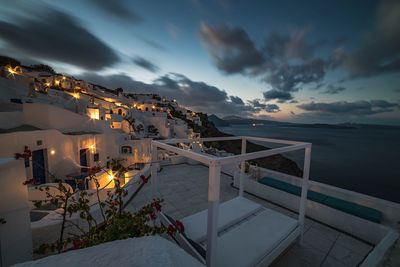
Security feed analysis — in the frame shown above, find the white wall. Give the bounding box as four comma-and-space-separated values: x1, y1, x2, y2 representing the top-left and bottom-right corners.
0, 158, 32, 266
0, 129, 118, 181
23, 103, 110, 133
0, 112, 23, 129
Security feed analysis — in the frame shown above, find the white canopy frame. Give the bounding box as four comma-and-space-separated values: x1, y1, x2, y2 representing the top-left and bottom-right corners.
151, 136, 312, 267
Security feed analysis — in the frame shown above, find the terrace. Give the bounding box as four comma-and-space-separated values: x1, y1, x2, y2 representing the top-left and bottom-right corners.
124, 135, 398, 267
127, 163, 374, 267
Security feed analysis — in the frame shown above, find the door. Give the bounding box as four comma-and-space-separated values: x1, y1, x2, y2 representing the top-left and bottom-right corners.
79, 148, 88, 172
32, 149, 46, 184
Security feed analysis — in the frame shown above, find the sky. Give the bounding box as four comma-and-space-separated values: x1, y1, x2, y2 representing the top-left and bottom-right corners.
0, 0, 399, 125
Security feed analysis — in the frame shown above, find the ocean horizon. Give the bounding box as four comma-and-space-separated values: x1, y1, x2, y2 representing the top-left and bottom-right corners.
219, 124, 400, 203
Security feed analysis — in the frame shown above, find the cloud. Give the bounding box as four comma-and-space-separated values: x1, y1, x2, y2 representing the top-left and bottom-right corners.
297, 100, 399, 115
320, 85, 346, 94
132, 56, 160, 73
332, 0, 400, 78
199, 23, 264, 74
263, 29, 315, 62
230, 96, 244, 105
138, 36, 166, 51
247, 99, 280, 113
0, 3, 119, 70
263, 59, 325, 93
263, 90, 293, 103
89, 0, 142, 22
264, 104, 280, 113
247, 99, 266, 109
79, 72, 257, 117
200, 24, 327, 101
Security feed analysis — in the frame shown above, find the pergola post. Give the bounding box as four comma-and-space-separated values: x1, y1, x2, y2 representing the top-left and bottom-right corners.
299, 145, 312, 240
239, 137, 247, 197
151, 143, 158, 199
206, 160, 221, 267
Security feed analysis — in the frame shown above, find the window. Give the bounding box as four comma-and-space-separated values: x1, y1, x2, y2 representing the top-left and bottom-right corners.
121, 146, 132, 154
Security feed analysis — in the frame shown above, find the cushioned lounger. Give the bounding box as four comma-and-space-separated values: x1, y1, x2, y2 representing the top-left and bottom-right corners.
258, 177, 383, 223
181, 196, 263, 242
216, 209, 298, 267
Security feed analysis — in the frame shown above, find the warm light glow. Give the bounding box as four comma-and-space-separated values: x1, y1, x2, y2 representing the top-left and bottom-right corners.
50, 150, 55, 155
72, 93, 80, 99
90, 144, 95, 153
152, 105, 156, 109
7, 67, 16, 75
62, 76, 66, 80
133, 104, 137, 108
45, 82, 50, 87
6, 65, 20, 78
54, 80, 60, 86
108, 172, 114, 181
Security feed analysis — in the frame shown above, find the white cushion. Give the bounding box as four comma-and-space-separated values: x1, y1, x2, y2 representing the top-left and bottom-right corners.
182, 197, 262, 242
217, 208, 299, 267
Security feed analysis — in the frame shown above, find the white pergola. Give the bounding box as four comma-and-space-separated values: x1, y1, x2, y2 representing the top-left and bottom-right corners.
151, 136, 312, 267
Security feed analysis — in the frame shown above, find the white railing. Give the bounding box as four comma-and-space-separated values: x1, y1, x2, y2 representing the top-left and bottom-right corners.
151, 136, 312, 267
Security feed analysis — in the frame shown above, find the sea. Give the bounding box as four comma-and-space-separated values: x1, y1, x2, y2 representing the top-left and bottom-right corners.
219, 124, 400, 203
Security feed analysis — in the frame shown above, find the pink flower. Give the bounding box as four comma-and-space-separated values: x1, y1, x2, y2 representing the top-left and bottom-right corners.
140, 175, 149, 184
175, 220, 184, 233
152, 200, 162, 212
167, 225, 176, 236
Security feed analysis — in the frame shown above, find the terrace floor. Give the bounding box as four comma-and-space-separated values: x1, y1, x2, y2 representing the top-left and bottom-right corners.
126, 163, 375, 267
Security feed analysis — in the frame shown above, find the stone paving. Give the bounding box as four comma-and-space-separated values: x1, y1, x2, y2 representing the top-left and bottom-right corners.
126, 163, 375, 267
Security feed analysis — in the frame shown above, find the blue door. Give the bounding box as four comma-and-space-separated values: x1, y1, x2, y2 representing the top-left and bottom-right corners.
79, 148, 88, 172
32, 149, 46, 184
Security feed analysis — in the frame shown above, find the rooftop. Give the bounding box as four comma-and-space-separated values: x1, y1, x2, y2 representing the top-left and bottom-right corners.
127, 163, 376, 267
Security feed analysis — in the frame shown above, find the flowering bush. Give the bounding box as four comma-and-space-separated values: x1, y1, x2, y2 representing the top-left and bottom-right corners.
33, 168, 184, 255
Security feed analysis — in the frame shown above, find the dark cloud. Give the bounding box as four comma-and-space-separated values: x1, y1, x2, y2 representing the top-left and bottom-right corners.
0, 3, 119, 70
264, 104, 280, 113
263, 90, 293, 103
133, 56, 160, 73
247, 99, 266, 109
200, 24, 327, 101
264, 59, 325, 93
321, 85, 346, 94
79, 72, 257, 117
230, 96, 244, 105
297, 100, 399, 115
78, 73, 141, 90
332, 0, 400, 78
247, 99, 280, 113
263, 29, 315, 62
199, 23, 264, 74
90, 0, 142, 22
